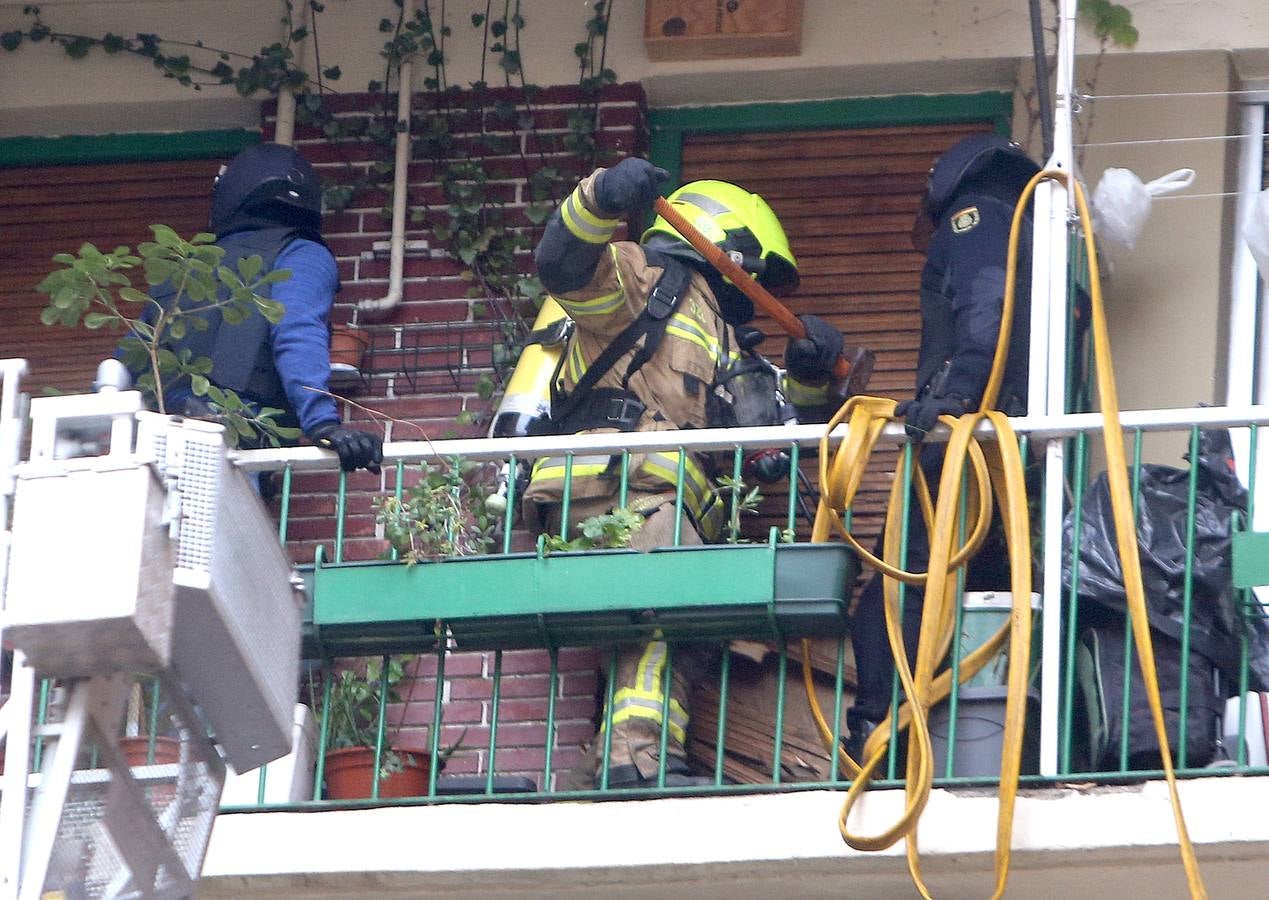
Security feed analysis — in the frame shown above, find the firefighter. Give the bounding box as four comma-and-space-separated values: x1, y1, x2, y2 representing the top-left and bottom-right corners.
527, 158, 848, 789
846, 133, 1041, 758
120, 142, 382, 472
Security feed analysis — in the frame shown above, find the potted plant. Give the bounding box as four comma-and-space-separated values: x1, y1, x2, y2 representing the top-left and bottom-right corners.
321, 656, 432, 800
329, 322, 370, 372
374, 457, 499, 564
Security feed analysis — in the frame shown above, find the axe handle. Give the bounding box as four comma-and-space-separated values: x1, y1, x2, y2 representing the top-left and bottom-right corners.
652, 196, 854, 382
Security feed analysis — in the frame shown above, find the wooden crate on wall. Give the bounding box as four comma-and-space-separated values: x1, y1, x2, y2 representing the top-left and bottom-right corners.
644, 0, 804, 61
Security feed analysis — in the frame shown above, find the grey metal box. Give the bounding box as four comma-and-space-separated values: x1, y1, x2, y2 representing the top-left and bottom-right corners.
139, 414, 301, 773
3, 461, 175, 676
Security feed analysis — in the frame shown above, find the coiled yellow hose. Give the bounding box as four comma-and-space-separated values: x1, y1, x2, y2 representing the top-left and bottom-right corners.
802, 169, 1207, 899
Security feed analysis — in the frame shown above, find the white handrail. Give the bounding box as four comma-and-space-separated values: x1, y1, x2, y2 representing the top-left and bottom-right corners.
229, 403, 1269, 472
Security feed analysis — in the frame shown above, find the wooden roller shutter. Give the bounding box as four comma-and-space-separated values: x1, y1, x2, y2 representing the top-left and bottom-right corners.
0, 158, 229, 397
679, 121, 996, 544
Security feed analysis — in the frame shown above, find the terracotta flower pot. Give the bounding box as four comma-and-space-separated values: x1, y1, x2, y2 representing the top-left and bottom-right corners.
118, 735, 182, 805
118, 735, 182, 766
329, 325, 370, 371
323, 746, 432, 800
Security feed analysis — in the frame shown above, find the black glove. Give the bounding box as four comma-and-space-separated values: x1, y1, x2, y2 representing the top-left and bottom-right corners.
595, 158, 669, 216
895, 394, 972, 441
784, 315, 843, 384
307, 422, 383, 473
744, 448, 792, 484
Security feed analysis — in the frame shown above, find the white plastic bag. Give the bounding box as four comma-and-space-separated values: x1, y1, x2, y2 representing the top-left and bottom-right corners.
1243, 188, 1269, 280
1092, 167, 1196, 250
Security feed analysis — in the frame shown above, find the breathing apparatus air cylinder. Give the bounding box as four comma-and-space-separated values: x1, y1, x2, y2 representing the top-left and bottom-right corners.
488, 296, 573, 438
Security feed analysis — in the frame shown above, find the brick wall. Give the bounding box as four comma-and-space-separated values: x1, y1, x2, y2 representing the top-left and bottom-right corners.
272, 82, 646, 790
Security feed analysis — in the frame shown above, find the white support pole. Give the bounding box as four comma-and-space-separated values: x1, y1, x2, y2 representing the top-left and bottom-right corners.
1228, 101, 1268, 541
0, 656, 36, 900
16, 680, 90, 900
1038, 0, 1079, 778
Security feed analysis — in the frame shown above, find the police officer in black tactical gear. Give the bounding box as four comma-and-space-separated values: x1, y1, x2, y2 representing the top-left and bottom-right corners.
846, 134, 1040, 758
122, 142, 382, 473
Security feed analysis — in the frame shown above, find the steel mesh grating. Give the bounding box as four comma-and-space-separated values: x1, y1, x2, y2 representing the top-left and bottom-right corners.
40, 710, 223, 898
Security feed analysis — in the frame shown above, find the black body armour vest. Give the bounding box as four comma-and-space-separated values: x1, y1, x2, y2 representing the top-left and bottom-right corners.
914, 195, 1033, 415
153, 227, 298, 409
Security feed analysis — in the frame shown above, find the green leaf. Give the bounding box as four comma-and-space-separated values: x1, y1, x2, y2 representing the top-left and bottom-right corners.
237, 254, 263, 282
82, 312, 114, 330
143, 258, 177, 286
190, 374, 210, 396
474, 374, 494, 400
118, 286, 150, 304
150, 224, 182, 248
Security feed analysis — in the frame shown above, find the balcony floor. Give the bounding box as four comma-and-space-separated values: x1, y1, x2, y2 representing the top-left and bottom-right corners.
200, 774, 1269, 897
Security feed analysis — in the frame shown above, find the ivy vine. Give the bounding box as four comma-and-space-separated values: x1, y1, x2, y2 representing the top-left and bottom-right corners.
3, 0, 620, 425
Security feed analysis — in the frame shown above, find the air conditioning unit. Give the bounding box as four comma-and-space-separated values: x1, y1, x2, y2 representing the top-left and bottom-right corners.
137, 412, 302, 773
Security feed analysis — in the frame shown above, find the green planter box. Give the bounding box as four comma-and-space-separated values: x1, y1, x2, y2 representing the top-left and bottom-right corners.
307, 542, 857, 655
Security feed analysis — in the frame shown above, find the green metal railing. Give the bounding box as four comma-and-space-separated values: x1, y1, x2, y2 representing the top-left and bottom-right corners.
204, 406, 1269, 809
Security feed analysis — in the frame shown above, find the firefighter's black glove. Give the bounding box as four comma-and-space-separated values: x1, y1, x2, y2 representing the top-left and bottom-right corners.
595, 158, 669, 216
307, 422, 383, 474
895, 394, 972, 442
745, 448, 792, 484
784, 315, 843, 384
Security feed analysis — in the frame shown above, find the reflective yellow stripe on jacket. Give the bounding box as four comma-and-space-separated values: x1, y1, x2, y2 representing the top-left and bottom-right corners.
638, 450, 725, 542
604, 641, 689, 743
560, 185, 620, 245
529, 448, 725, 542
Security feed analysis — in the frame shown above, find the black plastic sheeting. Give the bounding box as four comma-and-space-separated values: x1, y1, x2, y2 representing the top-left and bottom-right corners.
1062, 429, 1269, 692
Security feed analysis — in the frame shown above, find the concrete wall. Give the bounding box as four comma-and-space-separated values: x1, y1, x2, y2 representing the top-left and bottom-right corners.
2, 0, 1268, 124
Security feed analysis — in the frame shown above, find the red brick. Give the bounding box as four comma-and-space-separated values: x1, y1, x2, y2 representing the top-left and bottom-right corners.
496, 649, 552, 676
439, 752, 482, 775
559, 671, 599, 698
282, 495, 337, 518
557, 647, 600, 670
485, 722, 546, 747
552, 720, 597, 746
353, 255, 464, 280
447, 678, 493, 701
322, 211, 365, 235
445, 652, 490, 677
487, 673, 550, 699
599, 104, 642, 129
499, 696, 595, 723
396, 699, 485, 726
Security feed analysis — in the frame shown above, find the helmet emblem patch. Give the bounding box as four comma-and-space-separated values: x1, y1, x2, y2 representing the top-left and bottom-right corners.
951, 206, 980, 234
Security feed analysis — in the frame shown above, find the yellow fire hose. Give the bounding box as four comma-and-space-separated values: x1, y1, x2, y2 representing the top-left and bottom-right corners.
800, 169, 1207, 898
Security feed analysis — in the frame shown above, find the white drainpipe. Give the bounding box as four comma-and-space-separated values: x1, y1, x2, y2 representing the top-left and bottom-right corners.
272, 0, 308, 146
357, 0, 416, 316
274, 88, 297, 146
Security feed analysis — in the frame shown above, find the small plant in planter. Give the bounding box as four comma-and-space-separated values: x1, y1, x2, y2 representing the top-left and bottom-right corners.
543, 507, 644, 553
374, 456, 498, 564
321, 656, 463, 800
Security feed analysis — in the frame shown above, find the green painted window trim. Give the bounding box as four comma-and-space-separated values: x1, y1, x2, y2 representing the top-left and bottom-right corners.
648, 92, 1013, 189
0, 129, 260, 168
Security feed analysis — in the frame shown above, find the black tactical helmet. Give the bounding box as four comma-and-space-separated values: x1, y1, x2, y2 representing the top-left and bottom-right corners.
926, 133, 1039, 220
209, 142, 323, 234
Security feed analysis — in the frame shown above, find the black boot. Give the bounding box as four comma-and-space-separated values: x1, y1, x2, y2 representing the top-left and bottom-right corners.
606, 756, 714, 789
844, 715, 880, 763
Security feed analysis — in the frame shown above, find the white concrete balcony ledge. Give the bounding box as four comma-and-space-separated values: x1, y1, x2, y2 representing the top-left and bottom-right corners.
201, 775, 1269, 898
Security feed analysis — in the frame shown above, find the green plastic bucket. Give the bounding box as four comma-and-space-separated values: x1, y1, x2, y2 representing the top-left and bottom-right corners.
952, 591, 1042, 689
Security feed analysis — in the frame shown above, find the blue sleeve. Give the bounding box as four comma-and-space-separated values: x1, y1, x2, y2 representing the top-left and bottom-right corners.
270, 239, 340, 434
941, 195, 1015, 404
